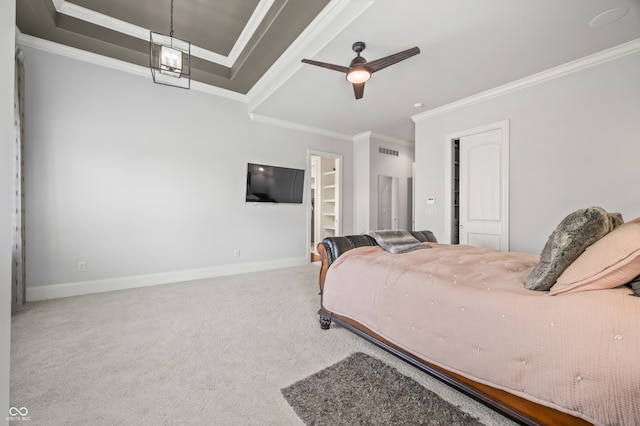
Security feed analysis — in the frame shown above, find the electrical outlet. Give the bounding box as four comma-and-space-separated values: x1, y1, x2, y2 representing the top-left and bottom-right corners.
233, 249, 240, 257
77, 261, 86, 272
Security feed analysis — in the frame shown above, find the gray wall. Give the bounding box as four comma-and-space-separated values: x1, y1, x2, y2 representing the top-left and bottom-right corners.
1, 1, 16, 422
21, 46, 354, 291
414, 49, 640, 254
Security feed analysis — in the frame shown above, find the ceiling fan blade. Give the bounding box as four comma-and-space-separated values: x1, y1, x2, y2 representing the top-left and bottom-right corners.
366, 47, 420, 73
301, 59, 350, 74
353, 82, 365, 100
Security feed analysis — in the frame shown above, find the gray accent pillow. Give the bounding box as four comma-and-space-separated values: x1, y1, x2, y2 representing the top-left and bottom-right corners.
525, 207, 624, 291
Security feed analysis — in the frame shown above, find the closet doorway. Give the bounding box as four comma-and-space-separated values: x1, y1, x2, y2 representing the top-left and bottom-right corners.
309, 151, 342, 261
444, 120, 510, 251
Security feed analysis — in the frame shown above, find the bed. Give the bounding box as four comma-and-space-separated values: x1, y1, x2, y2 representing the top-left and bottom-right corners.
316, 208, 640, 426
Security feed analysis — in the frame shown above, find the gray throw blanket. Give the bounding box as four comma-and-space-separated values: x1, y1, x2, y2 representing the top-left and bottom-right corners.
366, 230, 431, 254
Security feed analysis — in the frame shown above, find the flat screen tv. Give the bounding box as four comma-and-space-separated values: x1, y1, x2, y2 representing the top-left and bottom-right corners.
246, 163, 305, 203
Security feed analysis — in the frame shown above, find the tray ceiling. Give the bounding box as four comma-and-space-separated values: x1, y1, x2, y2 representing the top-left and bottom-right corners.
16, 0, 329, 94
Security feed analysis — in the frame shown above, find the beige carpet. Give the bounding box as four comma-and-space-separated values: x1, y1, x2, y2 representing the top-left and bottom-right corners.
10, 263, 516, 426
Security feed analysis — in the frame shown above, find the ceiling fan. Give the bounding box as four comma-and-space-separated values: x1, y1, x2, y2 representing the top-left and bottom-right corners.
301, 42, 420, 100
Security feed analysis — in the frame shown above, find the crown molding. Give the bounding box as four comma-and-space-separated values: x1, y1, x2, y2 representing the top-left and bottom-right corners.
412, 37, 640, 122
17, 29, 146, 77
227, 0, 276, 65
50, 0, 275, 68
353, 131, 414, 147
249, 114, 413, 146
249, 113, 353, 142
16, 30, 248, 103
369, 132, 414, 147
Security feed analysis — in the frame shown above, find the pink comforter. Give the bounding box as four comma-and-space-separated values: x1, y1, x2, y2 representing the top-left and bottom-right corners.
323, 243, 640, 426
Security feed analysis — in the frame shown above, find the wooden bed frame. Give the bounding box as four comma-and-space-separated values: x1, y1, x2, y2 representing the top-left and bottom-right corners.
316, 235, 591, 426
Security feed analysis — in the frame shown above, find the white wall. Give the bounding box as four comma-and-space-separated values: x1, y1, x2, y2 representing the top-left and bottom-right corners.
414, 47, 640, 254
1, 2, 16, 423
353, 133, 371, 233
21, 46, 354, 296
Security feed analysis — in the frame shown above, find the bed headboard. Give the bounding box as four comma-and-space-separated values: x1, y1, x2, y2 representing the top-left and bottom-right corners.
320, 230, 437, 265
317, 230, 437, 290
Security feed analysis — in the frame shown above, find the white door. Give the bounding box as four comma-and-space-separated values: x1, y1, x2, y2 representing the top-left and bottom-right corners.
378, 175, 399, 230
391, 177, 399, 230
458, 128, 507, 250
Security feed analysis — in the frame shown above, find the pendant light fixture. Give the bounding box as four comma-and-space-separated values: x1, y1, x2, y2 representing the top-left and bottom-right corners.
150, 0, 191, 89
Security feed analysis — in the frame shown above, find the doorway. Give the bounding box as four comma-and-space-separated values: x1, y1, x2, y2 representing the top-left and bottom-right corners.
378, 175, 399, 230
309, 151, 342, 261
444, 121, 510, 251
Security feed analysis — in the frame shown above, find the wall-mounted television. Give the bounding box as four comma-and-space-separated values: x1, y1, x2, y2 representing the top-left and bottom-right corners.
246, 163, 305, 204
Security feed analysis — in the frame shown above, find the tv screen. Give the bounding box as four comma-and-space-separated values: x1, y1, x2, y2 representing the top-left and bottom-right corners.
246, 163, 305, 203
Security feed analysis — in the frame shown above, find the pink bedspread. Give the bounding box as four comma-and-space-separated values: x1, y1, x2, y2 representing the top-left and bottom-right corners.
323, 243, 640, 426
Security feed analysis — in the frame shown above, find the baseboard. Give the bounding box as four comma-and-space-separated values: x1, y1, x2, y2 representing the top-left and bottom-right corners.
26, 257, 309, 302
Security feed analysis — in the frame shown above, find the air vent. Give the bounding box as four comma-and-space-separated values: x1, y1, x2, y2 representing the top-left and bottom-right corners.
378, 147, 399, 157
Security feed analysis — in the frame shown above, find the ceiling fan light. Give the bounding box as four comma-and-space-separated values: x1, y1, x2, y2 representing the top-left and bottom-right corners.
346, 68, 371, 84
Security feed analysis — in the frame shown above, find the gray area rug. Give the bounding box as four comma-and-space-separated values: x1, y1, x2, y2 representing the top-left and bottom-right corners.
282, 352, 483, 426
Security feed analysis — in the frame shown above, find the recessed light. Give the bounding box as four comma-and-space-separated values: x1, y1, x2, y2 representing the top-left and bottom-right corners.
589, 7, 628, 27
413, 102, 425, 109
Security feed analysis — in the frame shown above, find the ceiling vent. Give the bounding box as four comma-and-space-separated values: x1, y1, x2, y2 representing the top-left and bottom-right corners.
379, 147, 399, 157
